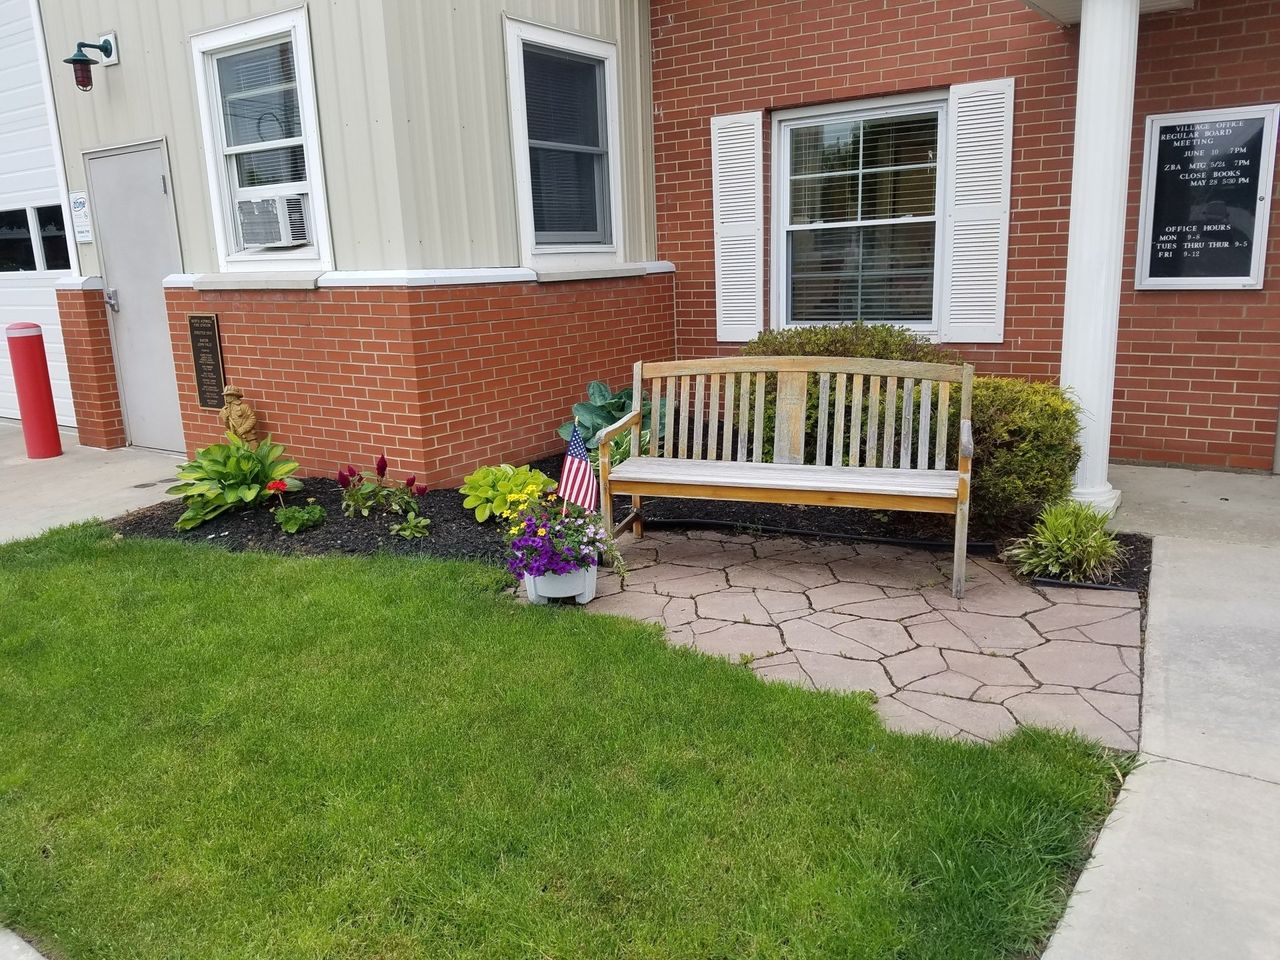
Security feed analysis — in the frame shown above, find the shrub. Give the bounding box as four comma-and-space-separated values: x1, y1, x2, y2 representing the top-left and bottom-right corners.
274, 503, 325, 534
969, 378, 1080, 540
558, 380, 665, 449
458, 464, 557, 523
337, 457, 426, 519
1003, 500, 1127, 584
744, 322, 960, 365
739, 323, 1081, 540
167, 433, 302, 530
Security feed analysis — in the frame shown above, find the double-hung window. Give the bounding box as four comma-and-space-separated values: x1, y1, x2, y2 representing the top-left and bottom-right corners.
779, 104, 943, 330
713, 82, 1014, 343
505, 19, 622, 269
192, 10, 331, 272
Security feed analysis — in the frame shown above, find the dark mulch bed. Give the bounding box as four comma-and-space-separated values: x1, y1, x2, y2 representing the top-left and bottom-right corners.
110, 454, 1153, 594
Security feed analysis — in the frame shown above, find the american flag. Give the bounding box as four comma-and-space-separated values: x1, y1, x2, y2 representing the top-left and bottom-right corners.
559, 424, 599, 513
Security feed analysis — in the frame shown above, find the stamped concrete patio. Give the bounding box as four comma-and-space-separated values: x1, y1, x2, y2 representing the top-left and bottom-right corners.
587, 528, 1142, 749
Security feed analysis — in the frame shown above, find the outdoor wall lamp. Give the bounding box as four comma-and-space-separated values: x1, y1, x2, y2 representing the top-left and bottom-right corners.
63, 38, 113, 92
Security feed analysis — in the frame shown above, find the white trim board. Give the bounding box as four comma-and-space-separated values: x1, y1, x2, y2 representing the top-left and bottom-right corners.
162, 262, 675, 289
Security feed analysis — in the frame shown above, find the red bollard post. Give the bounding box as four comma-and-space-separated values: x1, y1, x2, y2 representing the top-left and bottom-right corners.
5, 322, 63, 459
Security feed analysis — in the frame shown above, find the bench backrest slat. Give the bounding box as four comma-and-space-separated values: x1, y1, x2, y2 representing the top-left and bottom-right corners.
630, 356, 972, 472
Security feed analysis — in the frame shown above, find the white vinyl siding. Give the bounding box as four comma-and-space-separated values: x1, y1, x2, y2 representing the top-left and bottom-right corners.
940, 78, 1015, 343
191, 9, 332, 272
0, 0, 74, 425
711, 111, 764, 342
771, 81, 1015, 343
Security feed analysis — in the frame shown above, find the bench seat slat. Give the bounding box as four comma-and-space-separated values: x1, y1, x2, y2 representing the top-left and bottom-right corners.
609, 457, 959, 498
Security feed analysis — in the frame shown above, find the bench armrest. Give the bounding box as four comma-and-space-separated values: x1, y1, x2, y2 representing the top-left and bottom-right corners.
596, 408, 641, 447
959, 420, 974, 460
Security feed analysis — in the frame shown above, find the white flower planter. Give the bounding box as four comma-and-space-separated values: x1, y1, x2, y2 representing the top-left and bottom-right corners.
523, 564, 598, 605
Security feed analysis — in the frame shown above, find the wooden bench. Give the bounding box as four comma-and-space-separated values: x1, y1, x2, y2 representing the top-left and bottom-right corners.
597, 356, 976, 598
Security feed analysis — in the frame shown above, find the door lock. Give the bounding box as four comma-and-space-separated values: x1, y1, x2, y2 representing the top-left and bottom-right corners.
104, 287, 119, 312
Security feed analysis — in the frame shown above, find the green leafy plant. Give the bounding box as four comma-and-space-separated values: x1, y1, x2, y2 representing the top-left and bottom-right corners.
1003, 500, 1128, 584
557, 380, 666, 449
274, 503, 325, 534
458, 464, 556, 523
741, 323, 1081, 540
337, 456, 426, 519
389, 511, 431, 539
166, 433, 302, 530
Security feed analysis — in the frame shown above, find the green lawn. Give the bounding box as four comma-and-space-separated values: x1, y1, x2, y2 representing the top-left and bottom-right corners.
0, 526, 1124, 960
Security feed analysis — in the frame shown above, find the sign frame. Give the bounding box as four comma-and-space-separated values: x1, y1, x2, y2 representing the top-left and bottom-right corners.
186, 313, 226, 410
1135, 103, 1280, 291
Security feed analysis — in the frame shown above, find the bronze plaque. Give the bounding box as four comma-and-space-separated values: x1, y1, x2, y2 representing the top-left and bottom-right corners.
187, 314, 226, 409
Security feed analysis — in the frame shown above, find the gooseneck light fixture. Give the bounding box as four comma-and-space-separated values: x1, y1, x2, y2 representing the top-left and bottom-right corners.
63, 38, 113, 92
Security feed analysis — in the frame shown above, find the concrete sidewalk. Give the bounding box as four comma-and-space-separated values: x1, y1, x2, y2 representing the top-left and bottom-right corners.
0, 419, 178, 542
1044, 464, 1280, 960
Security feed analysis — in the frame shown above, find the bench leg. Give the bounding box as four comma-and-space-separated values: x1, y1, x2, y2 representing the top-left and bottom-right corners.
601, 486, 613, 536
632, 495, 644, 539
951, 500, 970, 600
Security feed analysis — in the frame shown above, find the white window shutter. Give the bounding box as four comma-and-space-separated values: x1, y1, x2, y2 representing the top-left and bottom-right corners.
711, 111, 764, 342
940, 78, 1014, 343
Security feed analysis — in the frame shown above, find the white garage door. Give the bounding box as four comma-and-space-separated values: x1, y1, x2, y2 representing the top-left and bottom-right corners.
0, 0, 76, 426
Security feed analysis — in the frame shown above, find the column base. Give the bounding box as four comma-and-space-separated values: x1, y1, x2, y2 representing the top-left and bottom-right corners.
1071, 481, 1122, 516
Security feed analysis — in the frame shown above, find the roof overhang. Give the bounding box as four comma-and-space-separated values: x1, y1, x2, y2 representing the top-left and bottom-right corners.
1022, 0, 1195, 26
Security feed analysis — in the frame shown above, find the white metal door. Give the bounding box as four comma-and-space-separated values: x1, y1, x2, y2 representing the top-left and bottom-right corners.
85, 143, 185, 452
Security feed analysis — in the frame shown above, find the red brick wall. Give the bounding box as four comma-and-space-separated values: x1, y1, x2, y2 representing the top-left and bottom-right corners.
56, 287, 127, 449
164, 274, 675, 486
651, 0, 1280, 470
1117, 2, 1280, 468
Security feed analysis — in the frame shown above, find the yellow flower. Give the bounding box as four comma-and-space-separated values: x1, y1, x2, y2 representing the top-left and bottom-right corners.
537, 527, 547, 537
509, 526, 519, 536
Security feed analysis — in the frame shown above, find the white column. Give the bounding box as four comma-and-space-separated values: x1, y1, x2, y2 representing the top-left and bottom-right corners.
1059, 0, 1140, 514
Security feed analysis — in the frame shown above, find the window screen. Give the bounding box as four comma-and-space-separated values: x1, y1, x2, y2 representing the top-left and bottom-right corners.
523, 45, 609, 244
785, 111, 939, 325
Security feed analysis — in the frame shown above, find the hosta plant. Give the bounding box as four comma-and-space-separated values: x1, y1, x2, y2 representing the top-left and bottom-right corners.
458, 464, 556, 523
337, 456, 426, 519
557, 380, 665, 450
1003, 500, 1128, 585
167, 433, 301, 530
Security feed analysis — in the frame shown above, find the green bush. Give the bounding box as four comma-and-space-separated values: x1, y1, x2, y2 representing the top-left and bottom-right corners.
744, 322, 960, 365
166, 433, 302, 530
969, 378, 1080, 540
1004, 500, 1127, 584
739, 323, 1081, 540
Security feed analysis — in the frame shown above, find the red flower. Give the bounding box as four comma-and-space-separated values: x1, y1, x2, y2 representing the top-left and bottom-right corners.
413, 483, 427, 496
336, 466, 352, 489
375, 454, 388, 479
404, 474, 416, 488
266, 480, 288, 493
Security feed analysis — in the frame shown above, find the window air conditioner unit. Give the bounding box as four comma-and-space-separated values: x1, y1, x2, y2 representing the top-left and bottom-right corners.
236, 195, 310, 248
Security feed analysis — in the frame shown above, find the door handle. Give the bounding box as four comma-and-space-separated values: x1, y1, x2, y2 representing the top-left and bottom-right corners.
104, 287, 119, 312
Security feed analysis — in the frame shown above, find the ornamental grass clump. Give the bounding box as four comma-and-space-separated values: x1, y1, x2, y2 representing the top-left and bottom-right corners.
504, 498, 624, 579
1003, 500, 1128, 584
